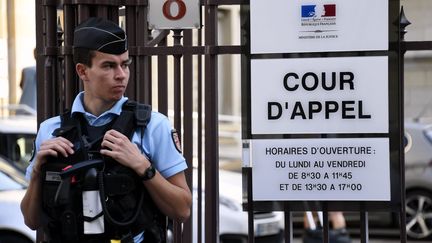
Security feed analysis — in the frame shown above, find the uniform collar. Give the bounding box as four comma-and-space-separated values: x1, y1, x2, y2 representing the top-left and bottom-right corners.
71, 91, 128, 118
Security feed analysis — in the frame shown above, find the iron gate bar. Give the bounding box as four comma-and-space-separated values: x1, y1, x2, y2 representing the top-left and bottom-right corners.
122, 0, 148, 6
147, 30, 170, 47
360, 211, 369, 243
172, 29, 183, 243
63, 3, 78, 110
45, 2, 58, 118
56, 20, 65, 115
182, 29, 194, 243
204, 2, 220, 242
245, 167, 254, 243
398, 6, 409, 243
128, 45, 243, 56
35, 0, 44, 125
125, 5, 137, 100
197, 27, 204, 243
283, 204, 293, 243
76, 5, 88, 23
404, 41, 432, 50
62, 0, 125, 5
142, 6, 153, 104
157, 35, 169, 116
323, 210, 329, 243
95, 5, 108, 17
173, 30, 183, 137
41, 0, 57, 5
203, 0, 248, 5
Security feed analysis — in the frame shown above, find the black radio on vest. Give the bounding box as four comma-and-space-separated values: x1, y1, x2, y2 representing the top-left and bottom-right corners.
40, 101, 166, 243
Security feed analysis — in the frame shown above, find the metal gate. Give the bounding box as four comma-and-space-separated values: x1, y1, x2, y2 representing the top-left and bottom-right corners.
33, 0, 432, 242
240, 1, 405, 243
35, 0, 245, 242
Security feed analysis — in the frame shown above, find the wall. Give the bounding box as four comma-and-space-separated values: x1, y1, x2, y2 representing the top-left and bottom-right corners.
1, 0, 36, 106
0, 0, 8, 105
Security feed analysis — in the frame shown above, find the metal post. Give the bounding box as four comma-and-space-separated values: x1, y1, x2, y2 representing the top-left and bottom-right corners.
34, 1, 44, 240
125, 5, 137, 101
172, 28, 183, 243
399, 6, 410, 243
43, 1, 58, 118
182, 29, 194, 243
157, 34, 168, 116
323, 210, 329, 243
284, 204, 293, 243
246, 167, 254, 243
62, 3, 78, 109
204, 1, 220, 242
360, 211, 369, 243
56, 17, 65, 113
35, 0, 44, 125
197, 27, 204, 243
173, 29, 183, 136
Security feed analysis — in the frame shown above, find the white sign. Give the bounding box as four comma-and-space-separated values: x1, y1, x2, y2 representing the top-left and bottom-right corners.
148, 0, 201, 29
251, 56, 389, 134
251, 138, 390, 201
250, 0, 388, 53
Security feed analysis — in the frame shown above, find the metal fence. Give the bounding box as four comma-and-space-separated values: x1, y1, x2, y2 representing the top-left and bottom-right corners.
33, 0, 432, 242
35, 0, 245, 242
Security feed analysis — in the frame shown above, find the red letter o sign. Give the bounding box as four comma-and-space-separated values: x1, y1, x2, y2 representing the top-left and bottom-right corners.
163, 0, 187, 20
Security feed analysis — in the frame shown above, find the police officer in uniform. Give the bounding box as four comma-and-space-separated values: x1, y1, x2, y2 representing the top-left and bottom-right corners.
20, 17, 192, 242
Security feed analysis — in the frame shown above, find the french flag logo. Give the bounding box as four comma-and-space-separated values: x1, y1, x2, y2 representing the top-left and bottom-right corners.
322, 4, 336, 17
301, 5, 316, 17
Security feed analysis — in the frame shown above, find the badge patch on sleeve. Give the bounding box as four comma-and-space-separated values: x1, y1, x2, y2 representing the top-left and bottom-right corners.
171, 129, 182, 153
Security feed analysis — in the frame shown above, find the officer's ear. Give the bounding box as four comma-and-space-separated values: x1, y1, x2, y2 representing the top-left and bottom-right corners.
76, 63, 89, 82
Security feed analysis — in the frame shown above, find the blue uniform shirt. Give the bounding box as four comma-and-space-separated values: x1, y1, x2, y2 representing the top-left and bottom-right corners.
25, 92, 188, 242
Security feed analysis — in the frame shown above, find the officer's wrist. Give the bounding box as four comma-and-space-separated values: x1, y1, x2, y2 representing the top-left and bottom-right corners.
136, 158, 156, 181
139, 164, 156, 181
31, 167, 40, 179
136, 155, 151, 177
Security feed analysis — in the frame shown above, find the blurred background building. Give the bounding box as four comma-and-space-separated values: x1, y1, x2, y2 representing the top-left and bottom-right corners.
0, 0, 36, 107
402, 0, 432, 119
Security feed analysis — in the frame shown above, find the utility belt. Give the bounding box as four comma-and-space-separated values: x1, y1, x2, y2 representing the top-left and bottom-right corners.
41, 158, 162, 243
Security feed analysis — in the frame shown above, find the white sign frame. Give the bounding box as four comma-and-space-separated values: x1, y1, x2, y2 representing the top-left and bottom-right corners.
250, 56, 389, 134
250, 0, 388, 53
251, 138, 391, 201
148, 0, 201, 29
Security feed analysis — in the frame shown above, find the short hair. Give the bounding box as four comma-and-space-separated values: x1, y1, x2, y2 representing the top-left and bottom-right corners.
73, 47, 96, 67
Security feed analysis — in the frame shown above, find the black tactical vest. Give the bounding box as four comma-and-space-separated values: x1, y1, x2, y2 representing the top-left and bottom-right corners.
40, 101, 166, 243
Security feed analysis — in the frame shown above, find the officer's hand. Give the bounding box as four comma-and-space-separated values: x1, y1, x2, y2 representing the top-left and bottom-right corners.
100, 129, 149, 171
33, 137, 74, 174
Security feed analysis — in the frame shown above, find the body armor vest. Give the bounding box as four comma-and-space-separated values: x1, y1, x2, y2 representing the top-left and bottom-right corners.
40, 101, 166, 243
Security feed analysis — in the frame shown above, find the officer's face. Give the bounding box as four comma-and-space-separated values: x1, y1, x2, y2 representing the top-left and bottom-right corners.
81, 51, 131, 103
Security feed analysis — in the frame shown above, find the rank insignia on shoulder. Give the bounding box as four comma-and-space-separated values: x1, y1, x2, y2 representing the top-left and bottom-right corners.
171, 129, 182, 153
